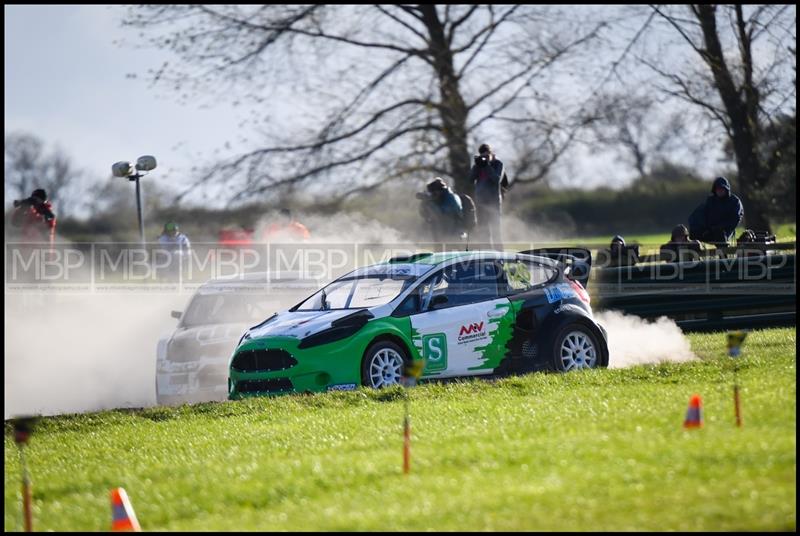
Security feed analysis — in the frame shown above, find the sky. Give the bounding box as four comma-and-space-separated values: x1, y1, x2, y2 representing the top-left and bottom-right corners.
5, 5, 247, 208
6, 4, 769, 217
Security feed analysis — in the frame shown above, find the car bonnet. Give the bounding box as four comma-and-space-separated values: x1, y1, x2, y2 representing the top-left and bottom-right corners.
246, 309, 367, 340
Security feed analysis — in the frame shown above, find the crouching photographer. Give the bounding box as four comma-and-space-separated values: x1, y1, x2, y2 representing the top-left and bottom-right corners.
417, 178, 465, 244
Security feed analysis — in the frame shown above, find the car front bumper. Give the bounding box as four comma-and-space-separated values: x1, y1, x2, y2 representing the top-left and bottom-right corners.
227, 336, 365, 399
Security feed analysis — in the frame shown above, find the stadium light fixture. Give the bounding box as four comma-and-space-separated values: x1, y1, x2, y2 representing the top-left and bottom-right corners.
111, 155, 157, 247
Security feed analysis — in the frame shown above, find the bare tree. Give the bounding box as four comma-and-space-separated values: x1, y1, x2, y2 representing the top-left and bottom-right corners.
4, 132, 87, 219
633, 5, 796, 231
586, 92, 691, 181
123, 5, 604, 202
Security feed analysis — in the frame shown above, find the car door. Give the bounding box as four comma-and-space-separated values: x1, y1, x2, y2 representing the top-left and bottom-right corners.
409, 259, 513, 378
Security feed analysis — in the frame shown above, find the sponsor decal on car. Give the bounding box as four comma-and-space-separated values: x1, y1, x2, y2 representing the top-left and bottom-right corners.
326, 383, 358, 391
457, 321, 488, 344
544, 283, 577, 304
422, 333, 447, 372
553, 303, 582, 315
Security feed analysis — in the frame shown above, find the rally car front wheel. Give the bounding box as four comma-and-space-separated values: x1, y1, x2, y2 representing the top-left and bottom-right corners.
362, 340, 407, 388
550, 322, 608, 372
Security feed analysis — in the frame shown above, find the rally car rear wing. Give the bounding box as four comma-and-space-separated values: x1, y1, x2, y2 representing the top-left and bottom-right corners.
518, 247, 592, 289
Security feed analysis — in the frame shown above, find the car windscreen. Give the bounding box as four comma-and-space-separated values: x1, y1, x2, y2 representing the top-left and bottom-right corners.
295, 275, 418, 311
182, 293, 277, 327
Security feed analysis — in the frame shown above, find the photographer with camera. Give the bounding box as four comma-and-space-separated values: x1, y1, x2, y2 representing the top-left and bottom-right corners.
417, 178, 465, 243
469, 143, 510, 250
11, 188, 56, 245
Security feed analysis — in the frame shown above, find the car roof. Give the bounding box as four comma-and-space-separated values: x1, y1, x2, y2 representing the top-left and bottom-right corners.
200, 271, 324, 287
385, 250, 559, 268
385, 251, 491, 265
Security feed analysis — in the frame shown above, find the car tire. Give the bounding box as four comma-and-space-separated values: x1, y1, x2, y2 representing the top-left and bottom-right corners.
361, 340, 408, 389
549, 321, 608, 372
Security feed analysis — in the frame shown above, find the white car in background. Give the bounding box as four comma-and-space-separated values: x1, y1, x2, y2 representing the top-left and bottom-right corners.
156, 271, 323, 405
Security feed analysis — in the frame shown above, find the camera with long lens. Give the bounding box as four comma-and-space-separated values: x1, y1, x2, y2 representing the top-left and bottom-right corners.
415, 192, 432, 200
13, 197, 33, 208
13, 196, 54, 221
474, 155, 489, 167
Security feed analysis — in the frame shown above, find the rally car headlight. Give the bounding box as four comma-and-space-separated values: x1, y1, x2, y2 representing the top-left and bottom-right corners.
237, 331, 252, 348
298, 309, 373, 349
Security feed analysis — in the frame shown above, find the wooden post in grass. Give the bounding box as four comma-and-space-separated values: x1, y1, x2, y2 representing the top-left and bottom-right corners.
12, 417, 38, 532
727, 331, 748, 428
403, 397, 411, 474
401, 358, 425, 475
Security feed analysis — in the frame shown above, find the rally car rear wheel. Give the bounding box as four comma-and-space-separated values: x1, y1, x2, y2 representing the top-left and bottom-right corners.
362, 341, 407, 389
550, 322, 605, 372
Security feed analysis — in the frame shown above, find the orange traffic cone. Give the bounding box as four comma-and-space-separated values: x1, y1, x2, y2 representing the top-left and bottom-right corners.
111, 487, 141, 532
683, 394, 704, 429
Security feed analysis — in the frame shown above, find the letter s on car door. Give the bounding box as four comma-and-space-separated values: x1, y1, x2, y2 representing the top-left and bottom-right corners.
408, 260, 511, 378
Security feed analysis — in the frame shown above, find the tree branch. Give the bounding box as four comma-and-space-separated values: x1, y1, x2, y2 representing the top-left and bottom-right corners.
467, 24, 602, 117
447, 5, 480, 46
638, 56, 732, 135
374, 5, 429, 44
452, 5, 519, 55
650, 5, 707, 60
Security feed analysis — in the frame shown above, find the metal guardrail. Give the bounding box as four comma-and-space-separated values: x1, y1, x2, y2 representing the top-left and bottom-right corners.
593, 245, 796, 333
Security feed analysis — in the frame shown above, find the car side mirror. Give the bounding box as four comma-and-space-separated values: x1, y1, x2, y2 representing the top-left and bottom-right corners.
171, 310, 182, 320
430, 295, 448, 310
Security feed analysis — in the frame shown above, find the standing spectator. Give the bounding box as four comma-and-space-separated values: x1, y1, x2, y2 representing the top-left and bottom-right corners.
11, 188, 56, 246
158, 221, 191, 251
688, 176, 744, 246
157, 221, 191, 280
469, 143, 510, 249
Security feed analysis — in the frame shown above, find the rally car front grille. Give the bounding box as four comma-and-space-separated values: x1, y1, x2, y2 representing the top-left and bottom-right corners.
231, 349, 298, 372
237, 378, 294, 394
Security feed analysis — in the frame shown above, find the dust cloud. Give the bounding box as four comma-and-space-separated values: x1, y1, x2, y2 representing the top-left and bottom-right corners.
253, 209, 564, 251
4, 295, 696, 419
4, 291, 188, 419
595, 310, 697, 368
255, 211, 407, 245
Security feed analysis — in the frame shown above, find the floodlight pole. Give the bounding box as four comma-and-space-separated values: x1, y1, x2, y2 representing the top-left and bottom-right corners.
131, 173, 146, 248
113, 157, 156, 250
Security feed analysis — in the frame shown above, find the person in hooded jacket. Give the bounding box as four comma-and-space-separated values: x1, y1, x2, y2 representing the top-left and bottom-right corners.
687, 176, 744, 246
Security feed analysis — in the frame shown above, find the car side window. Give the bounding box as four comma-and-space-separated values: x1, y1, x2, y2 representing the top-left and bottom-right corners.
393, 270, 446, 316
500, 260, 557, 294
436, 260, 500, 308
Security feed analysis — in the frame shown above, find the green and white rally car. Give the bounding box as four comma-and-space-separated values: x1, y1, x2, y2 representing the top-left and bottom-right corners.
228, 250, 608, 398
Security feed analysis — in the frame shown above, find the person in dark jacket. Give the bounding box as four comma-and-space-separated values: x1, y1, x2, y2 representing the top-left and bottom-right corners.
469, 143, 510, 249
418, 177, 464, 242
688, 176, 744, 246
11, 188, 56, 244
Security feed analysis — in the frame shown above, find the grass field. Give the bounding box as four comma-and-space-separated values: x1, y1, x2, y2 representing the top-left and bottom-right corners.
3, 327, 796, 531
